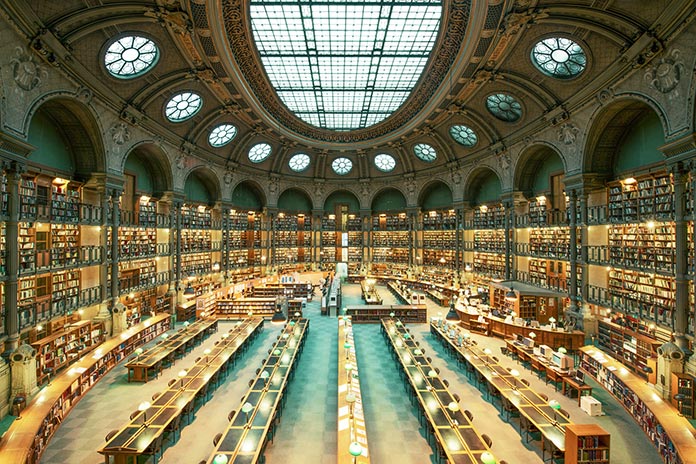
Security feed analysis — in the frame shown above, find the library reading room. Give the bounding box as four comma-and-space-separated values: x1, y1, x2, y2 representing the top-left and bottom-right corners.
2, 1, 696, 463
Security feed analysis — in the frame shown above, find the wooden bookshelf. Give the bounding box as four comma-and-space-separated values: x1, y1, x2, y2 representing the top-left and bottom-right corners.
215, 297, 277, 319
472, 203, 504, 229
50, 181, 80, 223
565, 423, 610, 464
473, 229, 505, 253
31, 319, 105, 385
344, 304, 427, 323
609, 222, 675, 273
608, 268, 674, 326
580, 346, 696, 464
50, 223, 79, 267
671, 373, 695, 419
1, 314, 170, 464
596, 319, 659, 381
119, 226, 156, 258
19, 222, 35, 274
473, 251, 504, 277
608, 173, 673, 223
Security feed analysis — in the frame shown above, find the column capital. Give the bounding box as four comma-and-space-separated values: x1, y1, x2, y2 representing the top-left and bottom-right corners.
659, 132, 696, 164
563, 173, 605, 194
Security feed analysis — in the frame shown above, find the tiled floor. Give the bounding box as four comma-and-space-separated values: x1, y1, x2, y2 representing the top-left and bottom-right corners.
41, 282, 664, 463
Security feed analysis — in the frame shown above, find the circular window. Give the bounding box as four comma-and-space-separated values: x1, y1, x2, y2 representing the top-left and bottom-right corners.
486, 93, 522, 122
104, 35, 159, 79
374, 153, 396, 172
450, 125, 478, 147
531, 37, 586, 79
332, 157, 353, 175
208, 124, 238, 147
248, 143, 272, 163
165, 92, 202, 122
414, 143, 437, 162
289, 153, 311, 172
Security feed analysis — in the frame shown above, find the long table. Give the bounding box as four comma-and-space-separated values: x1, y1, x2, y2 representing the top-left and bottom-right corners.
205, 317, 309, 464
338, 316, 370, 464
382, 318, 496, 464
99, 318, 263, 464
431, 321, 571, 455
125, 318, 218, 382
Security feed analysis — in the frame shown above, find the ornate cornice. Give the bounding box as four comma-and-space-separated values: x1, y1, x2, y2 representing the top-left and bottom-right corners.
221, 0, 474, 143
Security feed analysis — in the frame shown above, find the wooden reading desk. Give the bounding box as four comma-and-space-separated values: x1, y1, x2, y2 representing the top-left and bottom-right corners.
338, 316, 370, 463
205, 318, 309, 464
125, 318, 218, 382
383, 318, 498, 464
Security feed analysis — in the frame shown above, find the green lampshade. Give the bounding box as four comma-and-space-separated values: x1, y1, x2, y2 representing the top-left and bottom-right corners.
414, 349, 423, 356
344, 342, 352, 349
274, 349, 281, 356
135, 348, 144, 356
213, 454, 229, 464
403, 333, 411, 339
260, 370, 270, 380
389, 312, 395, 318
241, 402, 253, 413
481, 451, 496, 464
289, 320, 296, 326
345, 393, 356, 403
549, 399, 561, 410
345, 362, 354, 371
558, 346, 567, 354
348, 442, 363, 457
428, 369, 437, 378
447, 401, 459, 412
395, 320, 403, 327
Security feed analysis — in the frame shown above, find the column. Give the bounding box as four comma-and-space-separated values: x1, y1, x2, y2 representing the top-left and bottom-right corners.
3, 161, 24, 353
93, 186, 113, 335
672, 166, 691, 356
361, 210, 371, 269
566, 189, 583, 331
407, 208, 419, 269
503, 199, 513, 281
578, 191, 589, 304
173, 199, 182, 301
109, 188, 121, 306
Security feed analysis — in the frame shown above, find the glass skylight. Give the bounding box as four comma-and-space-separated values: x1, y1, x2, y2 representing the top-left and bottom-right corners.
486, 93, 522, 122
374, 153, 396, 172
450, 125, 477, 147
531, 37, 586, 78
289, 153, 311, 172
332, 157, 353, 175
104, 35, 159, 79
250, 0, 442, 131
165, 92, 202, 122
209, 124, 238, 147
414, 143, 436, 162
248, 143, 272, 163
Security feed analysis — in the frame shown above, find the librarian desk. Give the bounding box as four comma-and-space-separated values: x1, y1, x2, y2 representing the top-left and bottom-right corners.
125, 318, 218, 382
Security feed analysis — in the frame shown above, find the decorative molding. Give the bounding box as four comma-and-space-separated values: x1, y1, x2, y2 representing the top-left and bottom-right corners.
10, 47, 48, 91
644, 48, 684, 99
110, 122, 131, 146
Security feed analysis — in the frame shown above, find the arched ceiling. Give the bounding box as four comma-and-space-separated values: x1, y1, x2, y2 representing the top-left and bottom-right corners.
3, 0, 688, 183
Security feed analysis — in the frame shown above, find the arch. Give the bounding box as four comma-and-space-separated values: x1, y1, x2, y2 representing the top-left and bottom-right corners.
231, 180, 266, 210
584, 95, 668, 180
463, 167, 502, 205
323, 190, 361, 213
371, 187, 407, 212
277, 187, 313, 212
122, 142, 173, 198
513, 143, 566, 198
184, 167, 220, 205
26, 96, 106, 181
418, 180, 453, 210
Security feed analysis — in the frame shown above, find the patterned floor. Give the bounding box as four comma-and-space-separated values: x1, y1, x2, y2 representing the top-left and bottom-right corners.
40, 281, 663, 464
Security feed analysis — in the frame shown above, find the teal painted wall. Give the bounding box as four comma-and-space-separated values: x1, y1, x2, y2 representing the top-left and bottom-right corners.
324, 191, 360, 212
278, 189, 312, 212
28, 112, 74, 173
232, 183, 263, 210
421, 183, 453, 209
531, 155, 564, 194
372, 189, 407, 211
185, 174, 212, 204
614, 112, 665, 174
472, 172, 501, 204
124, 155, 154, 194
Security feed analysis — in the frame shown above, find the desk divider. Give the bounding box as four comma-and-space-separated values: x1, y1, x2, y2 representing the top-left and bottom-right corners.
338, 316, 370, 463
99, 318, 263, 463
205, 317, 309, 464
382, 317, 497, 464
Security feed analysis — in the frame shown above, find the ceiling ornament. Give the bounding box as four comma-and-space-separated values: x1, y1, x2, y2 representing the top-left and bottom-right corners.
10, 47, 47, 91
501, 8, 549, 36
144, 7, 192, 35
557, 123, 579, 146
110, 122, 131, 146
221, 0, 474, 143
644, 49, 684, 99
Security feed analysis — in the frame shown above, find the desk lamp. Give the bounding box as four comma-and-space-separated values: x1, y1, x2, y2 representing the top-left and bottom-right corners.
178, 369, 187, 389
349, 442, 363, 463
204, 348, 212, 363
345, 393, 356, 418
445, 301, 459, 322
242, 401, 253, 425
135, 347, 144, 360
549, 317, 556, 330
213, 454, 228, 464
481, 451, 496, 464
344, 342, 352, 360
138, 401, 151, 424
674, 393, 686, 416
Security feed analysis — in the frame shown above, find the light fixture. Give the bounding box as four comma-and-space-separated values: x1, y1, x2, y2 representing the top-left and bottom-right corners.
479, 204, 488, 213
204, 348, 212, 363
481, 451, 497, 464
349, 442, 363, 461
528, 332, 536, 339
558, 346, 567, 354
212, 262, 221, 271
138, 401, 151, 423
213, 455, 229, 464
183, 283, 195, 296
464, 263, 472, 272
135, 347, 144, 359
445, 302, 459, 322
505, 286, 518, 302
242, 402, 254, 425
447, 401, 459, 412
623, 177, 637, 184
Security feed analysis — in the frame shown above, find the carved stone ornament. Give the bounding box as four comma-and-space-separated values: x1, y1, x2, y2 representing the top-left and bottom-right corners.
268, 178, 279, 195
10, 47, 47, 91
75, 86, 93, 104
450, 170, 462, 186
223, 169, 234, 185
497, 151, 511, 173
175, 154, 186, 170
313, 181, 324, 199
110, 122, 131, 145
360, 182, 370, 200
644, 49, 684, 98
557, 123, 579, 145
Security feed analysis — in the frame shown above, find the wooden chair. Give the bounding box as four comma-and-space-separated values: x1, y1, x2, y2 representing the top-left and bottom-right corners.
168, 378, 177, 388
481, 434, 493, 448
539, 393, 549, 401
130, 410, 140, 420
520, 378, 530, 387
105, 429, 119, 442
520, 416, 540, 442
453, 393, 461, 403
559, 408, 570, 419
464, 410, 474, 422
442, 379, 449, 388
228, 409, 236, 421
152, 392, 161, 401
502, 397, 520, 422
164, 413, 182, 445
213, 432, 222, 446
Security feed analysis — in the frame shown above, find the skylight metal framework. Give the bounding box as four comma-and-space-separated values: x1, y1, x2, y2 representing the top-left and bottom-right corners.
250, 0, 442, 131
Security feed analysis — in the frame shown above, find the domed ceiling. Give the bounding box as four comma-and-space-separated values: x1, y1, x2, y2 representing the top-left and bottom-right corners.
2, 0, 671, 181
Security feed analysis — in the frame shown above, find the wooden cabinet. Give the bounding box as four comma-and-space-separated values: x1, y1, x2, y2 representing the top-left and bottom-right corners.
671, 372, 695, 419
565, 423, 610, 464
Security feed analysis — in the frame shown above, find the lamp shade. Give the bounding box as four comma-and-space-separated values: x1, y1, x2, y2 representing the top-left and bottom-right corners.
349, 442, 363, 457
241, 402, 253, 413
345, 393, 356, 404
183, 283, 195, 295
505, 288, 517, 301
558, 346, 567, 354
213, 454, 229, 464
271, 308, 287, 325
448, 401, 460, 412
481, 451, 496, 464
260, 370, 270, 380
445, 304, 459, 322
548, 399, 561, 410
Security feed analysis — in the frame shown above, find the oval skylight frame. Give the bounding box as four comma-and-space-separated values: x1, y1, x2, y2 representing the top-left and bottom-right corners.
248, 143, 272, 163
374, 153, 396, 172
486, 93, 522, 122
332, 157, 353, 175
450, 125, 478, 147
531, 37, 587, 79
414, 143, 437, 162
165, 92, 202, 122
289, 153, 311, 172
104, 35, 159, 79
209, 124, 238, 147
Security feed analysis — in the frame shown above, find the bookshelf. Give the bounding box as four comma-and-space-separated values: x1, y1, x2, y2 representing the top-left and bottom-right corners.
181, 252, 211, 275
137, 197, 157, 227
119, 226, 156, 258
19, 222, 35, 274
422, 209, 456, 230
50, 223, 79, 268
182, 229, 212, 253
565, 423, 610, 464
473, 203, 504, 229
580, 346, 696, 464
473, 229, 505, 253
529, 227, 571, 259
0, 222, 5, 276
31, 319, 105, 384
51, 270, 80, 313
181, 204, 212, 228
608, 268, 674, 326
19, 176, 36, 218
344, 304, 427, 323
596, 319, 659, 381
671, 373, 695, 419
608, 173, 673, 223
274, 213, 312, 264
609, 223, 675, 273
50, 181, 80, 223
473, 252, 505, 277
215, 297, 277, 319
